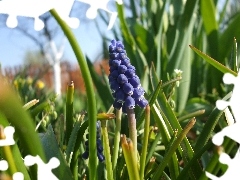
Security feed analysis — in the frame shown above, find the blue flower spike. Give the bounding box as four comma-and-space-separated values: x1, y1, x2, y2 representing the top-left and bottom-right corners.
82, 121, 105, 162
108, 40, 148, 113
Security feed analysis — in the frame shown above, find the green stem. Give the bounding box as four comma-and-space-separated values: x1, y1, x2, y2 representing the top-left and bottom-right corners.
140, 105, 150, 180
50, 9, 97, 180
101, 120, 114, 180
121, 135, 140, 180
112, 109, 122, 178
127, 108, 138, 162
65, 81, 74, 144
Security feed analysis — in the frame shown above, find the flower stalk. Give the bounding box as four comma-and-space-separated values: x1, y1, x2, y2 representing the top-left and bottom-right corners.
121, 135, 140, 180
126, 108, 138, 159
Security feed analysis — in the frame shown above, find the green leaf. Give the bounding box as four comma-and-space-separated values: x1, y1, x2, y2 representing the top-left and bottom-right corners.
151, 104, 180, 179
189, 45, 237, 76
40, 125, 73, 180
200, 0, 218, 57
194, 108, 223, 152
219, 13, 240, 59
66, 121, 82, 164
152, 118, 196, 180
157, 88, 203, 179
65, 81, 74, 145
200, 0, 218, 34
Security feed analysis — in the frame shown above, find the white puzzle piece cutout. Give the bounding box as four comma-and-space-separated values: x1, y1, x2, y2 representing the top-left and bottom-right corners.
206, 72, 240, 179
24, 155, 60, 180
0, 126, 15, 146
0, 0, 123, 31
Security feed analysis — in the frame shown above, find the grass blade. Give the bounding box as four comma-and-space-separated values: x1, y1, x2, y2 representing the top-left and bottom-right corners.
152, 118, 196, 180
189, 45, 237, 76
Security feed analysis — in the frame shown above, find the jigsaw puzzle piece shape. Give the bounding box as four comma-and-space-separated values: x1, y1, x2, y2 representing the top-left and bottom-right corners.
0, 126, 15, 146
0, 160, 8, 171
0, 0, 55, 30
24, 155, 60, 180
54, 0, 79, 29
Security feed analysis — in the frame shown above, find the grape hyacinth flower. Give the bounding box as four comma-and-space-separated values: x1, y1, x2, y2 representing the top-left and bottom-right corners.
82, 121, 105, 162
108, 40, 148, 113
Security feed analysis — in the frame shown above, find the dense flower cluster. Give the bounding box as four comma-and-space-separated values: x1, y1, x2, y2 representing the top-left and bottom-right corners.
108, 40, 148, 113
82, 121, 105, 162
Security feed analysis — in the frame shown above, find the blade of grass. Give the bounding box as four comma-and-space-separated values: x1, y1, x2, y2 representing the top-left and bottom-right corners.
50, 9, 97, 179
230, 37, 238, 72
177, 141, 213, 180
152, 118, 196, 180
112, 109, 122, 178
70, 120, 89, 179
65, 81, 74, 144
200, 0, 219, 58
219, 13, 240, 59
189, 45, 237, 76
194, 108, 223, 151
101, 120, 114, 180
66, 115, 83, 164
157, 88, 203, 179
139, 105, 150, 180
151, 104, 179, 179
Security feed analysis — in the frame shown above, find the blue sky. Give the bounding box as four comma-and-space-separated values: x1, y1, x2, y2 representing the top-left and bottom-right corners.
0, 18, 107, 69
0, 0, 118, 70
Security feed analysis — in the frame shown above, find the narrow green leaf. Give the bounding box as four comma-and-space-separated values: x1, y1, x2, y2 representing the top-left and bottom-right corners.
101, 120, 114, 180
230, 37, 238, 72
50, 9, 97, 179
219, 13, 240, 58
200, 0, 218, 52
152, 118, 196, 180
194, 108, 223, 152
65, 81, 74, 144
177, 141, 212, 180
151, 104, 179, 179
66, 120, 82, 164
157, 88, 203, 179
189, 45, 237, 76
112, 109, 122, 178
70, 120, 89, 179
140, 105, 150, 180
